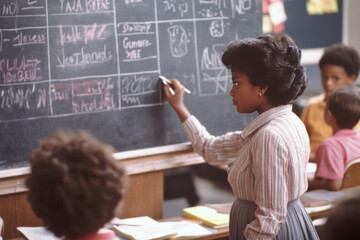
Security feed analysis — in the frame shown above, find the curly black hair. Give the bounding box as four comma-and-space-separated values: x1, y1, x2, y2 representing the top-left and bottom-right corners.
222, 33, 307, 106
319, 43, 360, 78
26, 130, 126, 239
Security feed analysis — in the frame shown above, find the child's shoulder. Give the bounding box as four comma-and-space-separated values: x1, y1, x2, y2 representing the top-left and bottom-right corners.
302, 94, 326, 119
307, 93, 325, 105
321, 129, 360, 146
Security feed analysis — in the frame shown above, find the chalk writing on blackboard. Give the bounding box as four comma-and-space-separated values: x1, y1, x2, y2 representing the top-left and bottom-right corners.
0, 0, 259, 122
0, 0, 261, 169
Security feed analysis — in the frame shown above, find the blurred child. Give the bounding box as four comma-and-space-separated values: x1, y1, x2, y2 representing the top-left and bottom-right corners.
301, 43, 360, 158
26, 130, 126, 240
308, 85, 360, 191
0, 217, 3, 240
320, 191, 360, 240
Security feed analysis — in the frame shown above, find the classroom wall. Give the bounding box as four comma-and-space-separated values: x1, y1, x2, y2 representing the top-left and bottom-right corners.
298, 0, 360, 98
344, 0, 360, 83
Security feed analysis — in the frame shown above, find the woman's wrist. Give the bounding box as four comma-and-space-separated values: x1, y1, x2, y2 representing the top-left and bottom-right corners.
174, 104, 191, 122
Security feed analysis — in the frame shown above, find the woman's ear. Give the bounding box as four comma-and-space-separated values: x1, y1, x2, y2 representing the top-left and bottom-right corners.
260, 86, 268, 95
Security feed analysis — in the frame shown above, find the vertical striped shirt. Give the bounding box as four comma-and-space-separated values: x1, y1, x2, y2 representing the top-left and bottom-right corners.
182, 105, 310, 240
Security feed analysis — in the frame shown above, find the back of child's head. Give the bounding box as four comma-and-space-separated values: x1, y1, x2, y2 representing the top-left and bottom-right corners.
327, 85, 360, 129
26, 130, 126, 239
321, 192, 360, 240
319, 43, 360, 78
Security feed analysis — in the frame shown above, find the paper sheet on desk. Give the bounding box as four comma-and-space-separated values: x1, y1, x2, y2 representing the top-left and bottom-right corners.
112, 216, 177, 240
17, 227, 60, 240
17, 227, 114, 240
303, 190, 344, 202
159, 221, 213, 239
306, 162, 317, 179
114, 224, 177, 240
112, 216, 213, 240
300, 195, 329, 208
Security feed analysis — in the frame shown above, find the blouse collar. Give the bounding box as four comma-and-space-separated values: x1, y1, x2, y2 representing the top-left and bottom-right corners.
241, 105, 292, 139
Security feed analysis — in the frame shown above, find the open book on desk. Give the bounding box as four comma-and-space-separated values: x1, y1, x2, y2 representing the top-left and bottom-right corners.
112, 216, 212, 240
17, 227, 113, 240
16, 217, 212, 240
112, 216, 176, 240
17, 227, 60, 240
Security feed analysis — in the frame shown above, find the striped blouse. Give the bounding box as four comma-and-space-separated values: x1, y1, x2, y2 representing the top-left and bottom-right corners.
182, 105, 310, 240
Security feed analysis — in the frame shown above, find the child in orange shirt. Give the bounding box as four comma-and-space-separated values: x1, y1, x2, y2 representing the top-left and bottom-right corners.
301, 43, 360, 161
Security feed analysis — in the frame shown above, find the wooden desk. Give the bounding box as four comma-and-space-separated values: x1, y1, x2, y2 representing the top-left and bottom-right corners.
303, 185, 360, 220
196, 231, 228, 240
163, 185, 360, 240
0, 144, 205, 239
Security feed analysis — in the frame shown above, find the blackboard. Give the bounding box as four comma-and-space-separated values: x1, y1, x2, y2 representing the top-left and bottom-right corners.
0, 0, 261, 170
282, 0, 343, 96
284, 0, 342, 49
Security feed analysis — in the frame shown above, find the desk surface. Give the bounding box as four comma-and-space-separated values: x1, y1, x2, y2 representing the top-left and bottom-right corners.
303, 185, 360, 220
11, 185, 360, 240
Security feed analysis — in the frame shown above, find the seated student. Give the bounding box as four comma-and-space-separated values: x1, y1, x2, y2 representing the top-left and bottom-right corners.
319, 191, 360, 240
301, 43, 360, 160
308, 85, 360, 191
26, 130, 126, 240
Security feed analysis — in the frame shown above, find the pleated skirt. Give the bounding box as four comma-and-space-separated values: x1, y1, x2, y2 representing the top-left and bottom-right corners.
229, 198, 319, 240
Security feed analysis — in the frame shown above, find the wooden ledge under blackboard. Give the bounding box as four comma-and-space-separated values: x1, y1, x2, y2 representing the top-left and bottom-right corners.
0, 142, 205, 196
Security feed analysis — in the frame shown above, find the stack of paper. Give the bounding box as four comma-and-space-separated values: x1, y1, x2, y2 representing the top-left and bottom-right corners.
183, 206, 229, 229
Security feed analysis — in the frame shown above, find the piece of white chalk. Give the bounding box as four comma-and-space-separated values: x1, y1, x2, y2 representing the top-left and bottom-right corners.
159, 76, 175, 95
159, 75, 191, 94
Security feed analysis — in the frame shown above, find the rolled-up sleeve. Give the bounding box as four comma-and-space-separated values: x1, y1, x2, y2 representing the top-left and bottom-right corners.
244, 130, 289, 240
182, 115, 243, 165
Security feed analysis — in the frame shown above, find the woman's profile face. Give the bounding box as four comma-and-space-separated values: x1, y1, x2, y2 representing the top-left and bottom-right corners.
229, 71, 263, 114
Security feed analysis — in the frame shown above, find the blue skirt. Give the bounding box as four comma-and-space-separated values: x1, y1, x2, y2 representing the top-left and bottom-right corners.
229, 198, 319, 240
